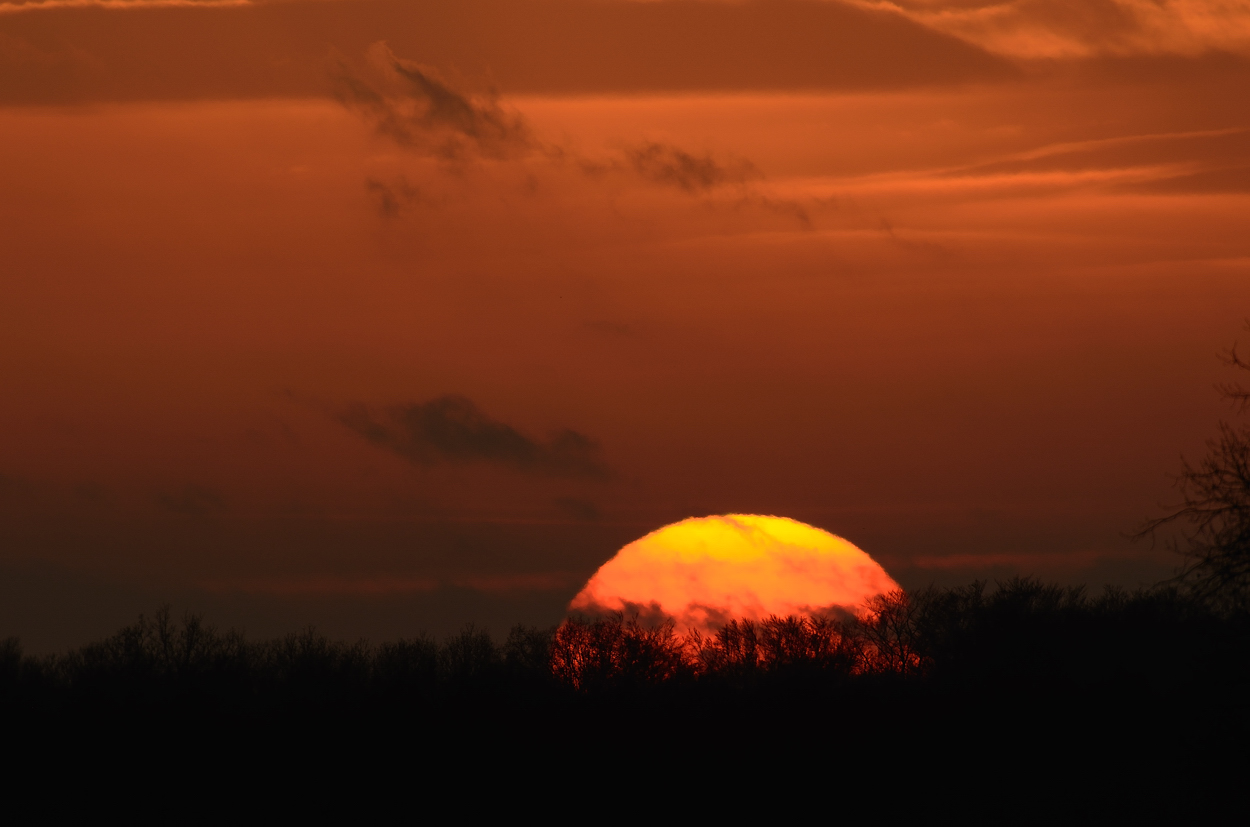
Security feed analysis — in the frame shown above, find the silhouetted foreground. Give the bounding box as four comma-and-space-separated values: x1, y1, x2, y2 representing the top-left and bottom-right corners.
4, 580, 1248, 796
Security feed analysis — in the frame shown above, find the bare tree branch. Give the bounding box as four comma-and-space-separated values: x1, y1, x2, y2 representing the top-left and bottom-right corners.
1138, 323, 1250, 607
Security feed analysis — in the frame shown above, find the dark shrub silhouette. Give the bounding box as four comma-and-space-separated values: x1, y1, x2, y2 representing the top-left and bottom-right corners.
549, 613, 689, 691
689, 614, 866, 680
374, 635, 441, 698
439, 623, 499, 685
0, 637, 20, 701
501, 624, 556, 690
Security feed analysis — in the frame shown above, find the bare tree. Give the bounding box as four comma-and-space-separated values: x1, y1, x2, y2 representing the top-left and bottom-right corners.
1139, 324, 1250, 607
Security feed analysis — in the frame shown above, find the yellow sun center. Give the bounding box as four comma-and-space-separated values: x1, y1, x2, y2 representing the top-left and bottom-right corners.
569, 514, 900, 634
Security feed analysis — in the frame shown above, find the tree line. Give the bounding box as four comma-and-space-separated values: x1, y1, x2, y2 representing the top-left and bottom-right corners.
3, 580, 1244, 804
3, 579, 1245, 704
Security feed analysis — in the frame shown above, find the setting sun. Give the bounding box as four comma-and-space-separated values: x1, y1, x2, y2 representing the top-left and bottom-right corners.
569, 515, 900, 634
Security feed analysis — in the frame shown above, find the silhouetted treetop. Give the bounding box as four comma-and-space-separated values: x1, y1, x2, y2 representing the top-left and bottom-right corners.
1140, 322, 1250, 607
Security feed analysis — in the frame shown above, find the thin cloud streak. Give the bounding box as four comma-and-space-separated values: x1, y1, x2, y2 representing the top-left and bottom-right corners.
0, 0, 247, 12
903, 548, 1155, 571
625, 142, 759, 193
765, 126, 1250, 204
339, 396, 611, 479
802, 164, 1210, 198
201, 572, 578, 595
853, 0, 1250, 57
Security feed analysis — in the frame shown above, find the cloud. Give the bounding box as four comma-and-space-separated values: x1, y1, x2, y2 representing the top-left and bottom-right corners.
0, 0, 248, 13
734, 193, 815, 230
365, 175, 421, 217
625, 142, 759, 193
0, 0, 1018, 106
901, 547, 1152, 572
858, 0, 1250, 58
561, 140, 785, 209
339, 48, 801, 223
340, 395, 610, 478
201, 574, 438, 596
333, 41, 532, 160
199, 571, 578, 595
338, 46, 760, 194
821, 126, 1250, 201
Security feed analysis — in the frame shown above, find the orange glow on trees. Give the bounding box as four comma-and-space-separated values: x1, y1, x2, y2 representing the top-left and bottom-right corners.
569, 515, 900, 634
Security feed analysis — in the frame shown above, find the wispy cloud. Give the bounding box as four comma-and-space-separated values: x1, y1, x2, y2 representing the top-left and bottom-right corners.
338, 42, 798, 213
340, 395, 610, 478
364, 176, 422, 217
0, 0, 248, 13
200, 571, 577, 595
625, 142, 759, 193
900, 547, 1156, 571
333, 41, 533, 161
853, 0, 1250, 58
779, 126, 1250, 203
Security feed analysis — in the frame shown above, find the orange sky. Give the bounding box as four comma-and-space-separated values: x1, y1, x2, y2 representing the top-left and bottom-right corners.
3, 0, 1249, 651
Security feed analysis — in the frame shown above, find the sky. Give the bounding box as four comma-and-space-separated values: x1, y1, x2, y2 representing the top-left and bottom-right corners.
3, 0, 1249, 652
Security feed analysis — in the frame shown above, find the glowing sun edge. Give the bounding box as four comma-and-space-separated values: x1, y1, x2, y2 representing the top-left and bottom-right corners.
569, 514, 901, 634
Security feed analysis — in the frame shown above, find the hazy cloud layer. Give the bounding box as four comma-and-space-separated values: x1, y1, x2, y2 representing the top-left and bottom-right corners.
942, 127, 1250, 194
863, 0, 1250, 57
0, 0, 247, 12
0, 0, 1016, 105
340, 396, 609, 478
200, 570, 578, 596
824, 125, 1250, 201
